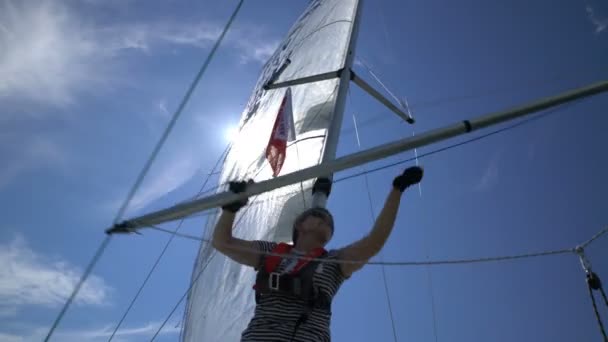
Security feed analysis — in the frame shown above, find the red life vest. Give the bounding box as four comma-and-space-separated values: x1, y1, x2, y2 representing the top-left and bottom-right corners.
254, 242, 328, 303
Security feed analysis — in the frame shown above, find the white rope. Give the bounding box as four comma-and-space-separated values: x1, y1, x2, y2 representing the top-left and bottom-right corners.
352, 111, 399, 342
356, 56, 408, 111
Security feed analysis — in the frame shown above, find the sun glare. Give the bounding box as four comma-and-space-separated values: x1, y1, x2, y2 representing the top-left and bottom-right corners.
225, 125, 239, 142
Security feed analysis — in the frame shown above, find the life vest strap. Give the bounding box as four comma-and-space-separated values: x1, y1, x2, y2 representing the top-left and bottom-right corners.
253, 243, 330, 309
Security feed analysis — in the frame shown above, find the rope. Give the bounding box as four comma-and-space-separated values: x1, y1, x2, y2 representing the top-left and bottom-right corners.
356, 57, 407, 111
176, 81, 579, 213
175, 101, 576, 223
160, 91, 326, 338
334, 100, 577, 185
146, 224, 585, 267
149, 194, 260, 341
44, 235, 112, 342
152, 82, 336, 339
150, 248, 220, 341
578, 247, 608, 341
108, 143, 231, 341
45, 1, 244, 339
351, 111, 399, 342
406, 96, 440, 342
601, 287, 608, 309
579, 226, 608, 249
149, 225, 207, 242
586, 279, 608, 341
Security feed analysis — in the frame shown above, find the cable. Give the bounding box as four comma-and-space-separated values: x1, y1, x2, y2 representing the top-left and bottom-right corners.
150, 193, 260, 341
108, 143, 231, 341
586, 274, 608, 341
44, 235, 112, 342
148, 225, 207, 242
178, 79, 578, 217
587, 283, 608, 341
146, 223, 587, 267
351, 111, 399, 342
190, 97, 578, 216
44, 1, 244, 340
334, 100, 576, 185
580, 226, 608, 249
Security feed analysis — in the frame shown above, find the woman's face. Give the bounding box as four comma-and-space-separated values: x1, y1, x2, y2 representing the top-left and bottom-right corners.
298, 212, 333, 244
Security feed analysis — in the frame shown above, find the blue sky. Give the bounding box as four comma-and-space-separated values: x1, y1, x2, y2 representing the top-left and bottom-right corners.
1, 0, 607, 341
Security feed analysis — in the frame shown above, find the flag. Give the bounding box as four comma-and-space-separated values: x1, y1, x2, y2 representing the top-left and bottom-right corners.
266, 88, 296, 177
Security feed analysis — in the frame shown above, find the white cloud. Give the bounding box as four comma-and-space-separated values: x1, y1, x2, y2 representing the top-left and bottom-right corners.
122, 152, 201, 213
0, 1, 110, 111
0, 235, 111, 315
0, 333, 23, 342
0, 321, 180, 342
586, 5, 608, 33
234, 37, 280, 64
0, 1, 279, 112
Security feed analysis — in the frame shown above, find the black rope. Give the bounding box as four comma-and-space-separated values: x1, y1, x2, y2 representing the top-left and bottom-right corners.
601, 287, 608, 309
586, 276, 608, 341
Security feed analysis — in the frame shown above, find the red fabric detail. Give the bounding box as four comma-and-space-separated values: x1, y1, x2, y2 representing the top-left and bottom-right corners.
265, 92, 290, 177
264, 243, 292, 272
264, 242, 327, 274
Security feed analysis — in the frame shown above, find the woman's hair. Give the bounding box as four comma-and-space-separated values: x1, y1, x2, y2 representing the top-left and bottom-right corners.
292, 207, 334, 245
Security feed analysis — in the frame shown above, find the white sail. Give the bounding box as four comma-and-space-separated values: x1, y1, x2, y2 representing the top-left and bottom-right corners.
181, 1, 359, 340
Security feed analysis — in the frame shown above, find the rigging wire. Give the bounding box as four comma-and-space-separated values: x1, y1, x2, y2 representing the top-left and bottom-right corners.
143, 99, 608, 338
585, 273, 608, 341
174, 73, 576, 202
107, 143, 231, 341
161, 97, 329, 338
351, 111, 399, 342
170, 97, 580, 223
398, 93, 440, 342
44, 235, 112, 342
334, 99, 578, 185
43, 1, 244, 340
146, 223, 608, 267
407, 126, 440, 342
149, 194, 261, 341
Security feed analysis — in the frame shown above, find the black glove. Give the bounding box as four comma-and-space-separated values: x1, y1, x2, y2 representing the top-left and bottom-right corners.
222, 179, 253, 213
392, 166, 423, 192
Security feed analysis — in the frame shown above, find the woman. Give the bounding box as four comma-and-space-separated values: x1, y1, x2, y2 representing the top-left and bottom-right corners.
212, 166, 424, 341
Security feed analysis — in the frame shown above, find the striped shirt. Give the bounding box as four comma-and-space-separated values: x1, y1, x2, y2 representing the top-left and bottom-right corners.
240, 241, 348, 342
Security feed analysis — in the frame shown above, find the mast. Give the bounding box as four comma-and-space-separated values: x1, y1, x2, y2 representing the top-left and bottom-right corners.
312, 0, 363, 207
